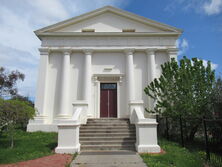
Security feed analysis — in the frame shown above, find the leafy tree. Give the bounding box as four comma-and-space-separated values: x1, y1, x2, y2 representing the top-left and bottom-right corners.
212, 77, 222, 117
209, 77, 222, 142
11, 95, 34, 107
144, 57, 215, 140
0, 98, 35, 148
0, 67, 25, 98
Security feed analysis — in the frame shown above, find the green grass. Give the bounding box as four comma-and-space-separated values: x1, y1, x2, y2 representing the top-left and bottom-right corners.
140, 139, 205, 167
0, 130, 57, 164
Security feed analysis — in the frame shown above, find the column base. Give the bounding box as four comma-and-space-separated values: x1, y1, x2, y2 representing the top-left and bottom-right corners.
27, 115, 59, 132
53, 115, 72, 124
29, 115, 48, 124
55, 144, 80, 154
136, 144, 161, 153
56, 114, 71, 119
27, 123, 58, 132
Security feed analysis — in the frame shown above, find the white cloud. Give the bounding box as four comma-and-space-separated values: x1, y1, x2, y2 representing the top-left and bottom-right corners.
202, 59, 218, 70
165, 0, 222, 15
176, 38, 189, 56
0, 0, 128, 100
203, 0, 222, 15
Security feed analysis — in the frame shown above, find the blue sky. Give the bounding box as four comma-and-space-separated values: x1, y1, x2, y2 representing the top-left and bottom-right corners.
0, 0, 221, 101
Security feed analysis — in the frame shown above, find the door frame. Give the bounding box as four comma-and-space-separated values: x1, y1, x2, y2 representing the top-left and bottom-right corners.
100, 83, 118, 118
98, 81, 120, 118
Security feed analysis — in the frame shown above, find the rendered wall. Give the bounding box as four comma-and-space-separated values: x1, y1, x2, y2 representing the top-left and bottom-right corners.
55, 12, 165, 33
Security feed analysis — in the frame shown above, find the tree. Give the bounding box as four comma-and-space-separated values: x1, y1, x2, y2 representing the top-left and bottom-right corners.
0, 98, 35, 148
212, 77, 222, 117
144, 57, 215, 140
11, 95, 34, 107
0, 67, 25, 98
209, 77, 222, 142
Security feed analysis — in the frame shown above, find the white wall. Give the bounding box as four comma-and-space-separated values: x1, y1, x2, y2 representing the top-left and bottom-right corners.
42, 36, 178, 48
92, 52, 125, 74
55, 12, 164, 33
92, 52, 127, 118
155, 51, 169, 78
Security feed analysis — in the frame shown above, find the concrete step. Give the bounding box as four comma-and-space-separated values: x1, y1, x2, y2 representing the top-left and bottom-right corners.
87, 119, 129, 123
87, 118, 129, 121
80, 136, 136, 141
80, 140, 135, 145
81, 125, 135, 128
80, 129, 135, 133
80, 119, 135, 151
87, 121, 130, 124
86, 122, 130, 126
80, 132, 135, 137
81, 144, 135, 151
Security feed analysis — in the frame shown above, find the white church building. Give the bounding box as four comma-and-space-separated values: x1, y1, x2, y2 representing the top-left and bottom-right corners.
27, 6, 182, 153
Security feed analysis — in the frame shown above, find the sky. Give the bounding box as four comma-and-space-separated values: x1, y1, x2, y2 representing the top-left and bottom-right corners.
0, 0, 221, 101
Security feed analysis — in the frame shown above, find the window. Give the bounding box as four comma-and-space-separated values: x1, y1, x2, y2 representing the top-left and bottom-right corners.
82, 29, 95, 32
122, 29, 135, 32
101, 83, 117, 90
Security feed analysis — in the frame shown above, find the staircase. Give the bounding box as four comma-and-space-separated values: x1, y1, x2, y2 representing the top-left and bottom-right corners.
80, 118, 136, 151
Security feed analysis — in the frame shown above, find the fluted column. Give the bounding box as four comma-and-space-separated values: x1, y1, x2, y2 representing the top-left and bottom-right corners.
125, 49, 135, 102
167, 48, 178, 62
83, 49, 93, 117
58, 49, 71, 118
35, 48, 50, 120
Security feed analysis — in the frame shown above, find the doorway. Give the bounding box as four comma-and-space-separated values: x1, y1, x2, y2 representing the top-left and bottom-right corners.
100, 83, 117, 118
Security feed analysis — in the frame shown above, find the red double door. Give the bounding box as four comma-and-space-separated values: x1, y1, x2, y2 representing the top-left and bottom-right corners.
100, 83, 117, 118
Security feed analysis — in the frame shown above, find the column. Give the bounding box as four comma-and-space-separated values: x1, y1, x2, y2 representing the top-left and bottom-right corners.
146, 49, 156, 82
167, 48, 178, 62
58, 49, 71, 118
35, 48, 50, 120
83, 49, 93, 117
125, 49, 135, 102
146, 49, 156, 111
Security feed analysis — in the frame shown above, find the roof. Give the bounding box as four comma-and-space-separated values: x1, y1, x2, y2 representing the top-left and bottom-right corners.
35, 6, 183, 39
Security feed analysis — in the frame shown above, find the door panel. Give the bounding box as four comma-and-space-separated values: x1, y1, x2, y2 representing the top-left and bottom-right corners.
100, 83, 117, 118
100, 89, 109, 117
109, 89, 117, 117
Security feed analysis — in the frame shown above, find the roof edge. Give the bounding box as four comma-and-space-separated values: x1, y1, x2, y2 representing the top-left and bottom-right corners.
35, 32, 182, 40
34, 6, 183, 34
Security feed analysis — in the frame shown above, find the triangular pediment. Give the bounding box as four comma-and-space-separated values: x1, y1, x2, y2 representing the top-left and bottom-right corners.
35, 6, 182, 35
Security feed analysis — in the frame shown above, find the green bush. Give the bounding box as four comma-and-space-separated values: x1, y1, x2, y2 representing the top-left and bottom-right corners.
0, 98, 35, 148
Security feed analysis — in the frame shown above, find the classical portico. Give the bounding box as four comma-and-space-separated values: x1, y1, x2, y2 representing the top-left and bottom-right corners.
28, 46, 177, 127
27, 6, 182, 153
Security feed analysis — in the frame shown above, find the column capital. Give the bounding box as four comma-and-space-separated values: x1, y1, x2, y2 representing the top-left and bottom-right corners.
145, 49, 156, 55
83, 49, 93, 55
61, 48, 72, 55
124, 48, 135, 55
39, 47, 50, 55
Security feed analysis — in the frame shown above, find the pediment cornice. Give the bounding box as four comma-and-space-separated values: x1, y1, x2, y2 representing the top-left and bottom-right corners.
35, 6, 182, 40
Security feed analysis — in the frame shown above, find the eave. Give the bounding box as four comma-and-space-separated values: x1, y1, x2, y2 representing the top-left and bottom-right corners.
35, 32, 182, 40
34, 6, 183, 35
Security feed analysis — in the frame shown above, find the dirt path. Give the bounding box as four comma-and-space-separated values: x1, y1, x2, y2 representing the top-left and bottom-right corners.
0, 154, 72, 167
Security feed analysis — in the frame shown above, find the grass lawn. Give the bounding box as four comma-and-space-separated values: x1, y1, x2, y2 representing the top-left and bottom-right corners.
140, 138, 205, 167
0, 130, 57, 164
